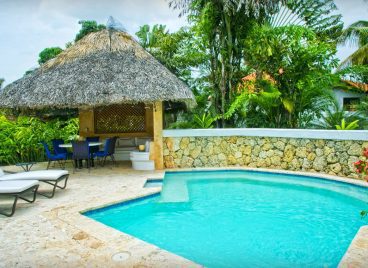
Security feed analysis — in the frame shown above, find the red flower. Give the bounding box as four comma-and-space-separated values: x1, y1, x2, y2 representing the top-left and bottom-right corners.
363, 148, 368, 158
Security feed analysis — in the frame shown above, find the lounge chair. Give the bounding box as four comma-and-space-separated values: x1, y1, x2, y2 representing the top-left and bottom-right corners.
0, 180, 39, 217
0, 168, 69, 198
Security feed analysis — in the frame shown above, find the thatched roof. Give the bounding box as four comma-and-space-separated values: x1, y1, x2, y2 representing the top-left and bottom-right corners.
0, 29, 194, 110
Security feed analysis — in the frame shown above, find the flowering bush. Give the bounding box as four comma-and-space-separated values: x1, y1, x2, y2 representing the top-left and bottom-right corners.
354, 148, 368, 181
354, 148, 368, 218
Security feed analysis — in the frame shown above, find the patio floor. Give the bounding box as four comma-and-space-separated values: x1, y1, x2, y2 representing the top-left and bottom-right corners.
0, 161, 200, 268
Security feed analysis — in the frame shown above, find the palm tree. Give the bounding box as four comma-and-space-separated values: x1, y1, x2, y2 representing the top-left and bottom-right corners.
135, 24, 168, 50
337, 20, 368, 69
169, 0, 285, 126
270, 0, 343, 42
0, 78, 4, 89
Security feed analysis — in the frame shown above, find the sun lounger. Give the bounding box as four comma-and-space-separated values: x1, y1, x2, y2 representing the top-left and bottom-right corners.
0, 180, 39, 217
0, 169, 69, 198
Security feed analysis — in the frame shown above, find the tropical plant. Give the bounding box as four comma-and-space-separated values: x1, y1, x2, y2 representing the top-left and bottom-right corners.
243, 25, 337, 128
170, 0, 285, 127
38, 47, 63, 65
270, 0, 343, 42
136, 24, 168, 49
358, 95, 368, 116
335, 119, 359, 130
0, 115, 79, 164
193, 113, 216, 128
338, 20, 368, 69
136, 24, 206, 82
168, 0, 342, 127
0, 78, 4, 89
335, 65, 368, 85
312, 102, 365, 130
75, 20, 106, 42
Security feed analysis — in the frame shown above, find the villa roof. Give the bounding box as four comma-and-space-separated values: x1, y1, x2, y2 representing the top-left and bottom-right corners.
0, 29, 194, 110
342, 80, 368, 93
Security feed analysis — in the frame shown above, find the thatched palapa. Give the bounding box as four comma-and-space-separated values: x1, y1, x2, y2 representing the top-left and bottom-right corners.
0, 28, 194, 109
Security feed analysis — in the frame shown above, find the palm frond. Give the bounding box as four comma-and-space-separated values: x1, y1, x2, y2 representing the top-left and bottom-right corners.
338, 20, 368, 47
337, 44, 368, 70
269, 0, 343, 41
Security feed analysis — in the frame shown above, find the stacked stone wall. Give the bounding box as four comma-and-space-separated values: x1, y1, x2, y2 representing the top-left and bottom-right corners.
163, 136, 368, 179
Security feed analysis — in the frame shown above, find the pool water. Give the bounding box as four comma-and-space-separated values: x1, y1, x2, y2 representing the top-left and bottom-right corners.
85, 171, 368, 267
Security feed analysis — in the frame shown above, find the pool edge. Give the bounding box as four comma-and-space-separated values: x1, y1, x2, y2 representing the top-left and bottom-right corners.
79, 167, 368, 267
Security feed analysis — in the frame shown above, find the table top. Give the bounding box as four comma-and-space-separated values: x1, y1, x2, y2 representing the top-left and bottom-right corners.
59, 142, 103, 148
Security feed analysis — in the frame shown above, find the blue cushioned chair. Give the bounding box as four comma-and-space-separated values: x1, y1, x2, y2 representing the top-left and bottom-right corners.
41, 142, 67, 170
72, 141, 91, 172
86, 136, 100, 156
93, 137, 117, 166
52, 139, 72, 159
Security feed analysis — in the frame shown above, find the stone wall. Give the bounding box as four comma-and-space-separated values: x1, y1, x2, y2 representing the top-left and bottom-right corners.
163, 136, 368, 179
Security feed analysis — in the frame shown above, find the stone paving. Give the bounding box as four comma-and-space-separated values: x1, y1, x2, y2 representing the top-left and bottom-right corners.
0, 163, 367, 267
0, 162, 200, 268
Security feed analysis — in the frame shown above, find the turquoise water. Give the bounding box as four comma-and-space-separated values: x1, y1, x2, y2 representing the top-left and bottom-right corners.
85, 171, 368, 267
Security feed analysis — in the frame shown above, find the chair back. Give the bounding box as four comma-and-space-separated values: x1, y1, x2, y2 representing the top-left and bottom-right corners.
103, 138, 111, 154
52, 139, 67, 154
41, 142, 53, 158
72, 141, 90, 160
86, 137, 100, 154
108, 137, 118, 154
86, 136, 100, 142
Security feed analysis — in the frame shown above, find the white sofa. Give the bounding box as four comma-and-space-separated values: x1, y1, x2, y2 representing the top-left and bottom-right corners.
114, 137, 151, 161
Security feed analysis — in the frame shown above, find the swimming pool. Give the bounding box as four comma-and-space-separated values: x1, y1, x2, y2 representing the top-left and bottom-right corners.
85, 170, 368, 267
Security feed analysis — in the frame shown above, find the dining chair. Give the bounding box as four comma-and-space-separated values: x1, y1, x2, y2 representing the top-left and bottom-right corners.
71, 141, 91, 172
41, 142, 67, 170
86, 136, 100, 158
52, 139, 72, 159
93, 137, 117, 166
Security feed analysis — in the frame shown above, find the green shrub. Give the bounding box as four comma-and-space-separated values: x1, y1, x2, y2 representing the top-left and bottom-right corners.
0, 115, 79, 165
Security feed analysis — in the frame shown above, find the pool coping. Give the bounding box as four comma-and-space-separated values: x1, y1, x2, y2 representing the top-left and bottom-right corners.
76, 167, 368, 267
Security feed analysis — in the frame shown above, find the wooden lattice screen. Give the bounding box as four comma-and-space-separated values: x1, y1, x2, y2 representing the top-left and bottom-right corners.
94, 103, 146, 134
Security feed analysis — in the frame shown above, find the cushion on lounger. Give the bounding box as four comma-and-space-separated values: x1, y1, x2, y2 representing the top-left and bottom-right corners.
0, 170, 68, 182
0, 180, 39, 193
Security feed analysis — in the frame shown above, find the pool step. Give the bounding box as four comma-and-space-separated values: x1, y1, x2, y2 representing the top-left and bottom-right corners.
159, 178, 189, 203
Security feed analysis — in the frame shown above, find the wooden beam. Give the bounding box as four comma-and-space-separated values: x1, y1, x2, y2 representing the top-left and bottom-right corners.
79, 109, 94, 137
152, 101, 164, 170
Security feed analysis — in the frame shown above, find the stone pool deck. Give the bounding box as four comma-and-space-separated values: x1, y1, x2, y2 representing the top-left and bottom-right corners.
0, 162, 200, 268
0, 163, 367, 267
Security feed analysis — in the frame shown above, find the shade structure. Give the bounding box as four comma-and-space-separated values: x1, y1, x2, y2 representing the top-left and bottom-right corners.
0, 29, 195, 110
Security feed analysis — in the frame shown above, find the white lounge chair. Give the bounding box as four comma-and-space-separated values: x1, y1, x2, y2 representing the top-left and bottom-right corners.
0, 180, 39, 217
0, 169, 69, 198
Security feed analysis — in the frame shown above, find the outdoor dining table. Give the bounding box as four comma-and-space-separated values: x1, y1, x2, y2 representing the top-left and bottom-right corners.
59, 142, 103, 148
59, 142, 103, 168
